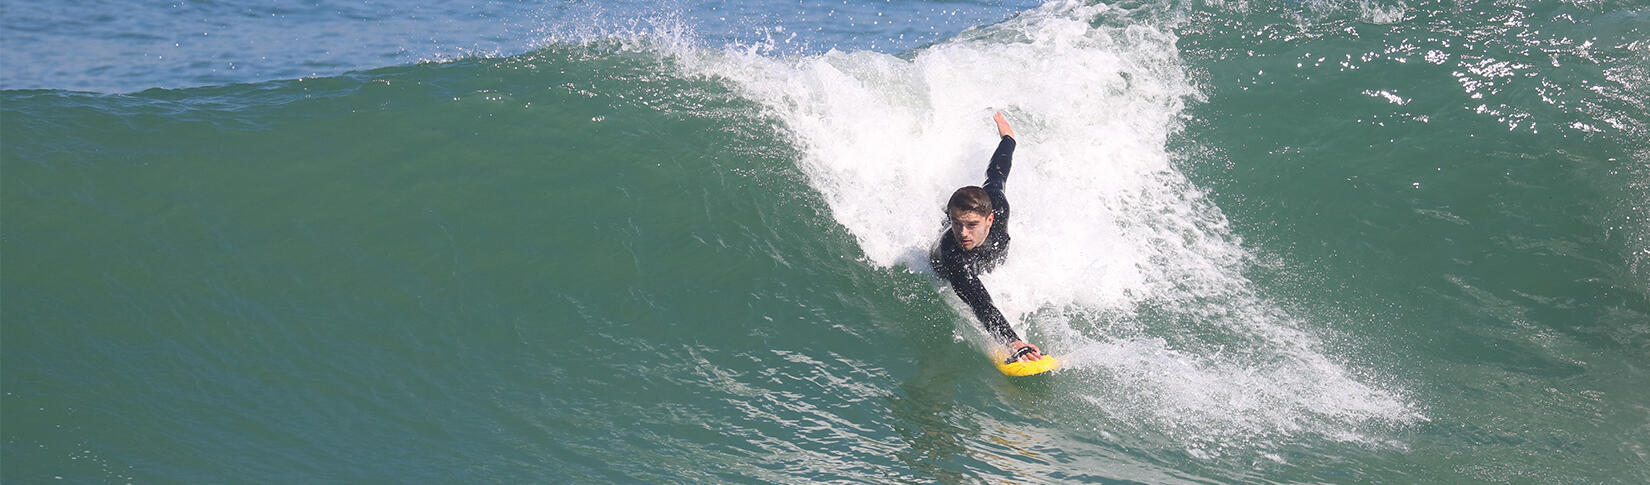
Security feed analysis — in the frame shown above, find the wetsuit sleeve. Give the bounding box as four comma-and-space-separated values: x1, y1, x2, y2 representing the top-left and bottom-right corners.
950, 270, 1021, 345
932, 252, 1022, 345
983, 135, 1015, 193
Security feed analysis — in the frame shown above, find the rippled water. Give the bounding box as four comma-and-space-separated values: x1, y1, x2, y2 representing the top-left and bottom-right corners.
4, 0, 1647, 482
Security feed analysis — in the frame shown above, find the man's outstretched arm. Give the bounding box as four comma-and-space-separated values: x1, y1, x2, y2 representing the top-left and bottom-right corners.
984, 114, 1016, 193
938, 262, 1045, 361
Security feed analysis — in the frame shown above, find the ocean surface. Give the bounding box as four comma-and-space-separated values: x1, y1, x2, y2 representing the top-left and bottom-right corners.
4, 0, 1648, 482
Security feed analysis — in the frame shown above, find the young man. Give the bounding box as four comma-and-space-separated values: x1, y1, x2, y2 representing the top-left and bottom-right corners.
929, 112, 1045, 362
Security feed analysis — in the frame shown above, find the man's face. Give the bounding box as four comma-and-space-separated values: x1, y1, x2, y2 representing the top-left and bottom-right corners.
949, 210, 995, 251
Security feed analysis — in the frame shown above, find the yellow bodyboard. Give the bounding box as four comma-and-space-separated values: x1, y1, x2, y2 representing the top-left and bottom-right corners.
991, 351, 1060, 376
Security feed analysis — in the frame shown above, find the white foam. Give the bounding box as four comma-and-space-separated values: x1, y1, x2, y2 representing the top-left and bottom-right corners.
669, 0, 1420, 451
687, 1, 1221, 328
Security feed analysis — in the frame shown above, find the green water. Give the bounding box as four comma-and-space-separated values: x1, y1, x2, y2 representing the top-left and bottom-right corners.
1173, 2, 1650, 481
5, 1, 1649, 482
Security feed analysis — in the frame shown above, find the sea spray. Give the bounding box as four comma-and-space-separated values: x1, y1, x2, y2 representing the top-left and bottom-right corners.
679, 0, 1424, 453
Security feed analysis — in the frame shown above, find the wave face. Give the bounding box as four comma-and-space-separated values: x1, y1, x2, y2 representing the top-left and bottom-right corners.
3, 0, 1646, 483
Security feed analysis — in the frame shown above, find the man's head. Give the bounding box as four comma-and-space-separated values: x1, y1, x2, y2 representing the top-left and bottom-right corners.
946, 186, 994, 251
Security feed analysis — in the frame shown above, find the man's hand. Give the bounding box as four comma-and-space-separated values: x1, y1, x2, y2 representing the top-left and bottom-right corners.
994, 111, 1015, 139
1007, 340, 1043, 362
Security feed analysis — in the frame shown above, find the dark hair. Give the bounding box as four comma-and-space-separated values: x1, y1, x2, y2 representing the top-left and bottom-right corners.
946, 186, 992, 217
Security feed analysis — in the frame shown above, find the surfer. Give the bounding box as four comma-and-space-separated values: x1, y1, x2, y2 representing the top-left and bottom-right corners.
930, 112, 1045, 363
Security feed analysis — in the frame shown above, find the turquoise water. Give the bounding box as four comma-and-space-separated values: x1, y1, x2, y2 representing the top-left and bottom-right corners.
4, 0, 1647, 482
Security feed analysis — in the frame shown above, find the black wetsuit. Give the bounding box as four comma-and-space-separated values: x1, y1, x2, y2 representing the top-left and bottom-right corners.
929, 135, 1020, 345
